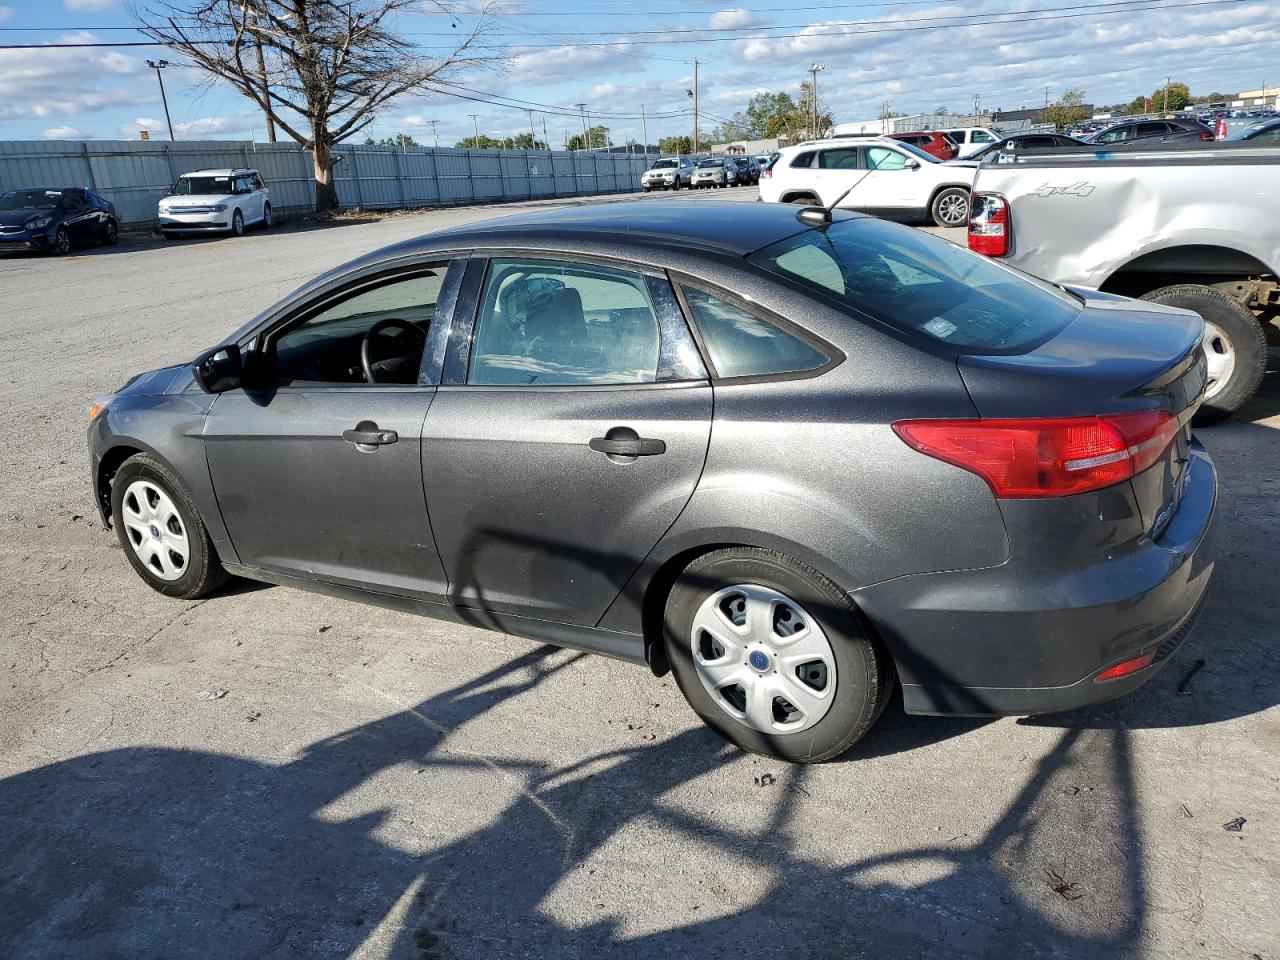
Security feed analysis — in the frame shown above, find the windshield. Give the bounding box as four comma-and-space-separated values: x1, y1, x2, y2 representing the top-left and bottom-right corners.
697, 159, 723, 167
888, 140, 941, 164
1229, 121, 1280, 141
173, 175, 233, 196
749, 218, 1081, 354
651, 159, 678, 169
0, 189, 60, 211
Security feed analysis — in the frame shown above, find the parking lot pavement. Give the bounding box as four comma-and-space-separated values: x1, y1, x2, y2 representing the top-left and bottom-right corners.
2, 190, 1276, 959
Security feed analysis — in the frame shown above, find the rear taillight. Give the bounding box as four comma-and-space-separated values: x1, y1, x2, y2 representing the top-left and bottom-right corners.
1199, 130, 1213, 141
892, 410, 1178, 499
1094, 651, 1155, 682
762, 169, 772, 178
968, 192, 1009, 256
1215, 119, 1227, 140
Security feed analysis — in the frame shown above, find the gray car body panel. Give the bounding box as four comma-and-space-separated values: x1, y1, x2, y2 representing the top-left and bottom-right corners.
89, 201, 1218, 716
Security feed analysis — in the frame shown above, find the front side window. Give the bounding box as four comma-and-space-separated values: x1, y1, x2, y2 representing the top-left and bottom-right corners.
971, 131, 996, 144
469, 259, 661, 386
680, 286, 829, 379
749, 218, 1081, 354
1097, 126, 1131, 143
865, 146, 909, 170
272, 270, 443, 385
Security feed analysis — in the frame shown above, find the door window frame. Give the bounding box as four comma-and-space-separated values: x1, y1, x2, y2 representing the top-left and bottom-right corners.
441, 252, 707, 389
236, 256, 468, 392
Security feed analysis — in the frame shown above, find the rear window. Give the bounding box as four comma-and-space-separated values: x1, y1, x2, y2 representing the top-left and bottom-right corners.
748, 218, 1081, 354
679, 285, 829, 378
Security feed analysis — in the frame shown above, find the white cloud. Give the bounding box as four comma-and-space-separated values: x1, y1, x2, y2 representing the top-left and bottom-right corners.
0, 32, 148, 120
42, 126, 82, 139
64, 0, 119, 10
709, 8, 762, 30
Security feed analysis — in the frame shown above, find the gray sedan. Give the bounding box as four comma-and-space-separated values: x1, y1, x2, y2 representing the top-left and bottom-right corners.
88, 202, 1217, 762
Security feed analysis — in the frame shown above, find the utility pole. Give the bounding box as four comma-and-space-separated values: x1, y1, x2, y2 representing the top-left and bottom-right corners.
972, 92, 981, 121
428, 119, 439, 149
641, 104, 649, 158
469, 113, 480, 147
1164, 76, 1172, 114
693, 60, 700, 154
575, 103, 588, 150
145, 60, 175, 141
809, 62, 825, 139
1044, 86, 1050, 111
542, 117, 550, 153
527, 109, 538, 149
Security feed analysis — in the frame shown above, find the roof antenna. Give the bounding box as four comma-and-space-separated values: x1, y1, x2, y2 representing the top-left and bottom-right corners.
794, 168, 872, 226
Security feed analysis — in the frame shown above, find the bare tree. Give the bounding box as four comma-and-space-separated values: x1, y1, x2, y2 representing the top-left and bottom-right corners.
134, 1, 500, 210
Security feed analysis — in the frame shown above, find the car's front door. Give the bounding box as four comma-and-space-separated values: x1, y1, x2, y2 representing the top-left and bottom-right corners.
203, 261, 464, 601
60, 189, 93, 243
423, 255, 712, 627
846, 145, 921, 213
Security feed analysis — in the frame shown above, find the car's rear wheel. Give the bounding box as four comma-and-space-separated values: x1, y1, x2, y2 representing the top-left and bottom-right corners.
664, 548, 892, 763
261, 203, 272, 229
931, 187, 970, 227
52, 227, 71, 255
111, 454, 229, 599
1139, 283, 1267, 424
231, 209, 245, 237
101, 218, 118, 246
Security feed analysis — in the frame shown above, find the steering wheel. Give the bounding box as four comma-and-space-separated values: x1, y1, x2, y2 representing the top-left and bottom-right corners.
361, 318, 425, 384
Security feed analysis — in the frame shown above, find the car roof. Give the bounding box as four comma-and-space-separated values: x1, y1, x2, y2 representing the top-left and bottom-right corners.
179, 168, 258, 177
384, 200, 863, 259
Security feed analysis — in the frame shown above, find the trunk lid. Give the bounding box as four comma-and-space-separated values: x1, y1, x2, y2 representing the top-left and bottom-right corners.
957, 288, 1207, 535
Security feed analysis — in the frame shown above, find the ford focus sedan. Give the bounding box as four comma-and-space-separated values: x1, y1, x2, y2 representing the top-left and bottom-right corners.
88, 202, 1217, 762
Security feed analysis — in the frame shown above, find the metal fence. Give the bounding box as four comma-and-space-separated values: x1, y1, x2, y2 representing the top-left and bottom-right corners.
0, 140, 659, 226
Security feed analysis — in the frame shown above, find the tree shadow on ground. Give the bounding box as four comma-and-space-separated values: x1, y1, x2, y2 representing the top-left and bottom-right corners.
3, 642, 1151, 959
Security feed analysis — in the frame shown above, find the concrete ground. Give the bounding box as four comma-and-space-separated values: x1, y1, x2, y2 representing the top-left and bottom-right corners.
1, 188, 1277, 960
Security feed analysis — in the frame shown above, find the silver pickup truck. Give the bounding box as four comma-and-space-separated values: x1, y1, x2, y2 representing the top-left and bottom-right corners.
967, 143, 1280, 421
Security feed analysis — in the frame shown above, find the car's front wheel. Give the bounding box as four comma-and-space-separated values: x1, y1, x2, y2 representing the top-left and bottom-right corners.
664, 548, 893, 763
111, 454, 229, 599
231, 209, 245, 237
261, 203, 273, 229
930, 187, 970, 227
51, 227, 71, 255
101, 218, 118, 246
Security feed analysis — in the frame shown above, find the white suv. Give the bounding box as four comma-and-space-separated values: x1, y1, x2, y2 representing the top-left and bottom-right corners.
758, 137, 976, 227
158, 168, 272, 239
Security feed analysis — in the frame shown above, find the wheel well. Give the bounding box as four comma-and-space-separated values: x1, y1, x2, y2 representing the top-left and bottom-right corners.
780, 191, 820, 204
927, 183, 970, 207
640, 543, 741, 676
96, 445, 143, 522
1099, 245, 1274, 298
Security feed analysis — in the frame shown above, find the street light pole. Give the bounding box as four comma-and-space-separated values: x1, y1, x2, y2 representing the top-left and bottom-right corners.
809, 63, 825, 139
145, 59, 175, 141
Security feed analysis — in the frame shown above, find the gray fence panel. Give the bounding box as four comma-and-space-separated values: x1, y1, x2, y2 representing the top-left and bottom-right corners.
0, 140, 647, 225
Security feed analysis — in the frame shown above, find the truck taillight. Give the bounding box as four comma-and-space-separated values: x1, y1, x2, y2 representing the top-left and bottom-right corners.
968, 192, 1009, 257
1215, 119, 1227, 140
762, 168, 772, 179
893, 411, 1178, 499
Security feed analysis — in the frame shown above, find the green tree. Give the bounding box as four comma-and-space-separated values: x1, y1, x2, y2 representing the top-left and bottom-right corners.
508, 132, 547, 150
659, 134, 693, 155
567, 125, 610, 151
364, 133, 420, 146
745, 91, 796, 139
1043, 89, 1092, 131
1154, 81, 1191, 113
455, 135, 505, 149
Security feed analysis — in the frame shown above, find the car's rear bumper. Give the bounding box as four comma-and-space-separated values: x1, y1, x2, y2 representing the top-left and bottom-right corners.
853, 441, 1218, 717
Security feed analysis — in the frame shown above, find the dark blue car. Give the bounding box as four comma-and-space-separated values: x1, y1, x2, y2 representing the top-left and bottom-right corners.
0, 186, 118, 255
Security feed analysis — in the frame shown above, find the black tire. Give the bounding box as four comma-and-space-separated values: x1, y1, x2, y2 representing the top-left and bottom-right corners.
161, 230, 176, 240
663, 547, 893, 763
231, 209, 244, 237
643, 186, 651, 193
101, 218, 119, 246
110, 453, 229, 600
785, 193, 819, 205
52, 227, 71, 255
261, 203, 272, 229
1140, 283, 1267, 424
930, 186, 970, 227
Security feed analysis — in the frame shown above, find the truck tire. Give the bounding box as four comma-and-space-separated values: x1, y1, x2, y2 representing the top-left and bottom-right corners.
1139, 284, 1267, 425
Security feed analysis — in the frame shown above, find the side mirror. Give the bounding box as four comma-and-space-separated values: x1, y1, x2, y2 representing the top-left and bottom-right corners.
193, 344, 243, 394
907, 160, 921, 170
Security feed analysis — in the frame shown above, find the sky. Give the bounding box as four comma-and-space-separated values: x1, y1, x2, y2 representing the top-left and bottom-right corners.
0, 0, 1278, 147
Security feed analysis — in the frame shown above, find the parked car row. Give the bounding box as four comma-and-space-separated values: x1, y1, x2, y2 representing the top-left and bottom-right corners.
641, 155, 761, 191
0, 167, 273, 256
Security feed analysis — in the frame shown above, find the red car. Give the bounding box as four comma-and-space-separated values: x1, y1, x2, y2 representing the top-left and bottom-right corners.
887, 131, 958, 160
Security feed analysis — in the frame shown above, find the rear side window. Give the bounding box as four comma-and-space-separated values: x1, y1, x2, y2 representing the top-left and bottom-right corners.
749, 218, 1081, 354
790, 151, 816, 168
817, 148, 861, 170
679, 285, 829, 379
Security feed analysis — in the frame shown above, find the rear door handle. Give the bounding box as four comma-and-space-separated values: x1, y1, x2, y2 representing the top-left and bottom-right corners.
342, 420, 398, 446
589, 436, 666, 457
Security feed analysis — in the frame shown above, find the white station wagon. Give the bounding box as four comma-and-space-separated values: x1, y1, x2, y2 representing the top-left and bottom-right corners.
158, 168, 272, 239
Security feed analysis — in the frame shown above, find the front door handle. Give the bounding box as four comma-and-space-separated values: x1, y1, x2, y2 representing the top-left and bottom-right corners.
342, 420, 398, 446
589, 436, 666, 457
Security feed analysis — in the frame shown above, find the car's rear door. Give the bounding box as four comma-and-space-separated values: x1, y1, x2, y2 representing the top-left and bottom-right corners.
422, 255, 712, 627
203, 259, 466, 601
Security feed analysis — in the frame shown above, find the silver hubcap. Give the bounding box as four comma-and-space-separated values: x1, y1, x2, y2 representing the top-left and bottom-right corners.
1201, 320, 1235, 401
121, 480, 190, 581
939, 193, 968, 224
690, 584, 837, 735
